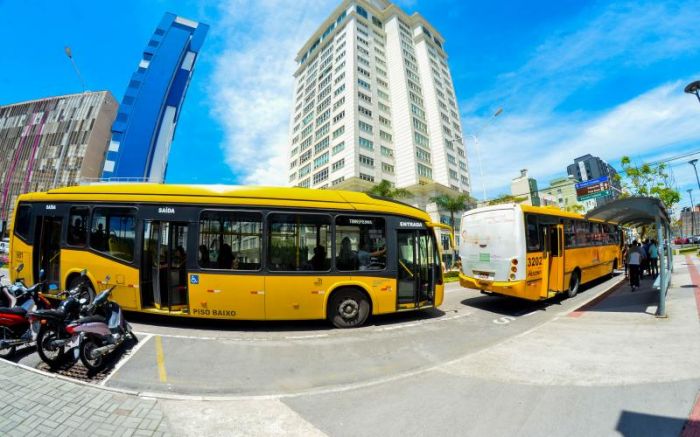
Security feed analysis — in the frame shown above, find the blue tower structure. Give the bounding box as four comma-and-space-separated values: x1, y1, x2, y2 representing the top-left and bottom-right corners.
102, 13, 208, 182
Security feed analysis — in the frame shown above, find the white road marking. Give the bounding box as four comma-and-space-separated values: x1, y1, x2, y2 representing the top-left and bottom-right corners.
493, 316, 516, 325
100, 333, 153, 386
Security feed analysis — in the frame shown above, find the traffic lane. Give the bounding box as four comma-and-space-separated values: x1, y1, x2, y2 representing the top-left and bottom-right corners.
283, 369, 699, 437
126, 281, 469, 340
104, 275, 622, 396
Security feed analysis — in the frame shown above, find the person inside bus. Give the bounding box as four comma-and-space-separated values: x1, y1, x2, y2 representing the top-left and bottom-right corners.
70, 217, 85, 245
175, 245, 187, 285
198, 245, 210, 268
358, 241, 386, 270
337, 237, 357, 270
310, 245, 328, 271
92, 223, 106, 250
219, 244, 234, 269
232, 254, 240, 270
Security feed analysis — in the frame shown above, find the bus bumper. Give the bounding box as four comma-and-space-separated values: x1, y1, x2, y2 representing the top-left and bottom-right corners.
458, 274, 538, 301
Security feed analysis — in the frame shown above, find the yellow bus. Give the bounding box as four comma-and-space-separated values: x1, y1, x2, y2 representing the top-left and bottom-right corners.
8, 184, 447, 327
459, 204, 622, 300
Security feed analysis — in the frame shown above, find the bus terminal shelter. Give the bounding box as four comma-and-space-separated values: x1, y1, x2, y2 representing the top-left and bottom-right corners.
585, 197, 672, 317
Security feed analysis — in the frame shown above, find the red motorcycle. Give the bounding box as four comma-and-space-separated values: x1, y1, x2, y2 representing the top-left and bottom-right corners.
0, 264, 51, 359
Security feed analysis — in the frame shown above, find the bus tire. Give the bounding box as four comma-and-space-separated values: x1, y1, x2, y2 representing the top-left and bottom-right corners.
567, 271, 580, 298
68, 275, 95, 304
328, 288, 370, 328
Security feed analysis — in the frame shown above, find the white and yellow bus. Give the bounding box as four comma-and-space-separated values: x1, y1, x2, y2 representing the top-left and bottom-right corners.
459, 204, 623, 300
9, 184, 447, 327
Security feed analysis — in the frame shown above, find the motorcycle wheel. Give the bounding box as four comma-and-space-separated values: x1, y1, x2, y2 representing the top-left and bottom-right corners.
36, 325, 66, 368
0, 345, 16, 359
0, 327, 16, 359
79, 336, 105, 372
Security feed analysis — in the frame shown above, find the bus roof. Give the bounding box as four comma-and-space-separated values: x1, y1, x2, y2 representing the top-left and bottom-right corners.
17, 184, 431, 221
464, 203, 616, 224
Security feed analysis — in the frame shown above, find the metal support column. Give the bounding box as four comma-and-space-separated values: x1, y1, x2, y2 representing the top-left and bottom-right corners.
656, 217, 667, 317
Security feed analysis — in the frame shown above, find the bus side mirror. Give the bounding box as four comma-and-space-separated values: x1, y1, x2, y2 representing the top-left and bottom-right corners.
80, 269, 87, 277
16, 263, 24, 273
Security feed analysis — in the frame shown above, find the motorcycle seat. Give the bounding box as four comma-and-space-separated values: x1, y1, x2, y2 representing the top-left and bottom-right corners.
0, 307, 26, 316
77, 315, 106, 324
31, 308, 65, 319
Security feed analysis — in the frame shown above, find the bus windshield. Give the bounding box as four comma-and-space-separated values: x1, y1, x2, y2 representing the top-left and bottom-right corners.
460, 206, 523, 282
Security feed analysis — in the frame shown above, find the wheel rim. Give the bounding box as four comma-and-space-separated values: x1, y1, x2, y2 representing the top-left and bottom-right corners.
338, 298, 360, 321
41, 330, 63, 361
84, 341, 102, 367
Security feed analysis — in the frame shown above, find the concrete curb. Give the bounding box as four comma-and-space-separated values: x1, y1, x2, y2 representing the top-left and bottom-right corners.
568, 274, 626, 317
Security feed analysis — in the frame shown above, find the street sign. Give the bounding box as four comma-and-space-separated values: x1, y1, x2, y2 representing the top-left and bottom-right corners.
578, 189, 611, 201
576, 176, 610, 200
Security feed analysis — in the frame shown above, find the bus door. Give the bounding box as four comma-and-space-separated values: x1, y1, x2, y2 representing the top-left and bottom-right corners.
141, 221, 189, 312
33, 214, 63, 288
396, 230, 438, 309
545, 224, 565, 294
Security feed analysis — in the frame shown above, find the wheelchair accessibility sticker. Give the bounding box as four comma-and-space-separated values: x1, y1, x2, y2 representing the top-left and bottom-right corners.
190, 274, 199, 285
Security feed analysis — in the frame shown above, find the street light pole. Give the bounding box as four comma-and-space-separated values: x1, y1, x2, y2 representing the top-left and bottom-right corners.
466, 107, 503, 202
685, 81, 700, 104
689, 189, 696, 237
64, 46, 86, 92
689, 159, 700, 192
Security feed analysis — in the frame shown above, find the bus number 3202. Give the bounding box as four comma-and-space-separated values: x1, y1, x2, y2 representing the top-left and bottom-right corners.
527, 256, 543, 267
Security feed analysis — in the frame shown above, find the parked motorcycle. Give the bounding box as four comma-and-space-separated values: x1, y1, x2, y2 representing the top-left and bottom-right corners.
0, 264, 51, 358
73, 282, 136, 372
30, 270, 91, 368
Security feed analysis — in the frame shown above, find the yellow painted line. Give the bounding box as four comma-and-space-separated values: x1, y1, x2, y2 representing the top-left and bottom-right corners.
155, 335, 168, 383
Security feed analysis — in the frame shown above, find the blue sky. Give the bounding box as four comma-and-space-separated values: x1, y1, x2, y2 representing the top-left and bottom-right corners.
1, 0, 699, 213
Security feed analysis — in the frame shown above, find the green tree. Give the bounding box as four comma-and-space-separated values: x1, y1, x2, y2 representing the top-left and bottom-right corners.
618, 156, 680, 239
366, 179, 412, 199
564, 203, 585, 214
431, 193, 476, 266
487, 194, 527, 206
618, 156, 680, 208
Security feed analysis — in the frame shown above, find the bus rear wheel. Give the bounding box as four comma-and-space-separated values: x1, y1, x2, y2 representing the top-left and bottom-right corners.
567, 271, 580, 298
328, 289, 370, 328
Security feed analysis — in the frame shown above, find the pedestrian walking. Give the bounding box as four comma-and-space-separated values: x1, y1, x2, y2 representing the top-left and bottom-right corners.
642, 238, 651, 278
622, 243, 630, 278
627, 241, 643, 291
648, 239, 659, 277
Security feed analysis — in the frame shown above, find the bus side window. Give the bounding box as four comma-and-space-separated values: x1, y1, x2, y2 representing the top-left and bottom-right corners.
564, 220, 575, 247
67, 207, 89, 247
525, 215, 541, 252
13, 204, 32, 240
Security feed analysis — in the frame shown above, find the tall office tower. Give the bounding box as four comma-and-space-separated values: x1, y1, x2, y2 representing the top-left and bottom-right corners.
287, 1, 469, 198
101, 12, 209, 183
0, 91, 118, 236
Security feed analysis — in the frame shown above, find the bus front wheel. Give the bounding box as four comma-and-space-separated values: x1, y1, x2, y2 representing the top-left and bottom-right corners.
567, 271, 580, 298
328, 289, 370, 328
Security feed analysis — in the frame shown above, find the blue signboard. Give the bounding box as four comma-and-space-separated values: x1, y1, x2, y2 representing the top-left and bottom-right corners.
575, 176, 609, 190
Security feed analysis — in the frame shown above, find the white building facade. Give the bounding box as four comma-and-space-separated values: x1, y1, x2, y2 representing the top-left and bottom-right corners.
287, 0, 470, 195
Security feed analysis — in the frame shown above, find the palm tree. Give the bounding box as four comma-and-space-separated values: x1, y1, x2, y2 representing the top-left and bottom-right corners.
431, 193, 475, 267
366, 180, 412, 199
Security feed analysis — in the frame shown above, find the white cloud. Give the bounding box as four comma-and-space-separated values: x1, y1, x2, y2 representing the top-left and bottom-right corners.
210, 0, 337, 185
460, 0, 700, 201
471, 80, 700, 198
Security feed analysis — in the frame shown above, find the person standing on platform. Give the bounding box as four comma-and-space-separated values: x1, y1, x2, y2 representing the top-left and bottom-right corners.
627, 241, 643, 291
648, 239, 659, 277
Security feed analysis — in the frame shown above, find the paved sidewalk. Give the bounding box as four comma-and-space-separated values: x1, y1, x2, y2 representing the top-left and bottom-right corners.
0, 363, 170, 436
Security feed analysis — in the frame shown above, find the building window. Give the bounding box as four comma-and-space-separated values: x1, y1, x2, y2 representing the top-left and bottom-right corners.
381, 146, 394, 158
332, 159, 345, 171
417, 163, 433, 179
359, 154, 374, 167
332, 126, 345, 139
313, 168, 329, 184
382, 163, 394, 173
359, 137, 374, 151
360, 173, 375, 182
358, 106, 372, 117
359, 120, 373, 133
332, 141, 345, 154
314, 152, 329, 169
379, 130, 392, 142
416, 148, 431, 162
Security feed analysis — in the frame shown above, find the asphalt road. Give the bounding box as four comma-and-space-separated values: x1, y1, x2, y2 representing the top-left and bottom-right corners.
7, 273, 622, 396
